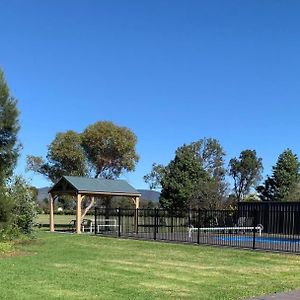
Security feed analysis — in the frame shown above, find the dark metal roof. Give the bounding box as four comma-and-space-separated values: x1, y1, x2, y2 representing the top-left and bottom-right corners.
49, 176, 141, 196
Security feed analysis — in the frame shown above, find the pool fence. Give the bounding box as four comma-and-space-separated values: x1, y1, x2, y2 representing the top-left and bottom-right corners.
94, 204, 300, 254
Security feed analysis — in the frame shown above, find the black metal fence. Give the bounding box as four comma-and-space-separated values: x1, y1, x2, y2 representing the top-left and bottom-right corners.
94, 205, 300, 253
238, 202, 300, 234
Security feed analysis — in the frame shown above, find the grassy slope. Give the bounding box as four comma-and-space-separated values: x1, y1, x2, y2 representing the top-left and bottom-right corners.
1, 232, 300, 299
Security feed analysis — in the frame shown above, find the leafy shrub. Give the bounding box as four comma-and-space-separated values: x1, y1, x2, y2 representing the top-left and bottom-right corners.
9, 176, 37, 234
0, 187, 14, 231
0, 176, 37, 239
0, 241, 14, 253
0, 224, 20, 241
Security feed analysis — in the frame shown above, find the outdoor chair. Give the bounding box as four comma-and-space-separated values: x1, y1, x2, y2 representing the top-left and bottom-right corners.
81, 219, 93, 232
69, 219, 93, 233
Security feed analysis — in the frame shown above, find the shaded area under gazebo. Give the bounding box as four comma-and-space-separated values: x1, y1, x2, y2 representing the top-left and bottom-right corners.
48, 176, 141, 234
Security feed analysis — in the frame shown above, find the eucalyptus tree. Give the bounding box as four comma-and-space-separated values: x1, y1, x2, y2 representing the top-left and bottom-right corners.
143, 163, 165, 190
27, 121, 139, 218
27, 130, 87, 182
229, 150, 263, 202
81, 121, 139, 179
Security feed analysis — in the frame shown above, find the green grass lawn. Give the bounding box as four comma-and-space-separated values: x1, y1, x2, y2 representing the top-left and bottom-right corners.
37, 214, 93, 225
1, 232, 300, 300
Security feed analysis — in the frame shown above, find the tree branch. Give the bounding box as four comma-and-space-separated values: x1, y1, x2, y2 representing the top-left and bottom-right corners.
81, 196, 95, 221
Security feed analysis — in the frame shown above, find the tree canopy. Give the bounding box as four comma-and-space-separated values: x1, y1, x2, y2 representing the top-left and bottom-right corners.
192, 138, 228, 208
0, 69, 20, 185
193, 138, 226, 180
27, 130, 87, 182
0, 69, 37, 239
143, 163, 165, 190
27, 121, 139, 182
257, 149, 300, 201
229, 150, 263, 202
160, 144, 208, 211
159, 138, 227, 210
81, 121, 139, 179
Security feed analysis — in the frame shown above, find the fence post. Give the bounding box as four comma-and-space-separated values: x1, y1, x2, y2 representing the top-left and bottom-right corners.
252, 209, 257, 250
154, 208, 157, 240
135, 208, 139, 234
197, 209, 200, 244
171, 210, 174, 234
118, 207, 121, 237
94, 207, 97, 235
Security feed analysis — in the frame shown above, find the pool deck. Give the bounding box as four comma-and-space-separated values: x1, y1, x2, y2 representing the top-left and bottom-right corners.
248, 289, 300, 299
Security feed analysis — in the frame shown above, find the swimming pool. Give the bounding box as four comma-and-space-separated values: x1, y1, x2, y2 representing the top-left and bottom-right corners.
216, 236, 300, 244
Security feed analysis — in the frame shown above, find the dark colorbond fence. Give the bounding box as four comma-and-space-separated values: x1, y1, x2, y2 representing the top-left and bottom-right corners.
94, 205, 300, 253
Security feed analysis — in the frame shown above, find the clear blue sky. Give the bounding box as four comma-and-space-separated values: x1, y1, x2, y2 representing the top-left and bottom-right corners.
1, 0, 300, 189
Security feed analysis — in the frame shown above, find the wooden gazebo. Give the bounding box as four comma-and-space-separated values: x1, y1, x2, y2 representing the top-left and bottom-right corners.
48, 176, 141, 234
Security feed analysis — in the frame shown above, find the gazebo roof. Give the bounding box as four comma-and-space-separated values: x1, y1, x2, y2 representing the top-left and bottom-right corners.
49, 176, 141, 197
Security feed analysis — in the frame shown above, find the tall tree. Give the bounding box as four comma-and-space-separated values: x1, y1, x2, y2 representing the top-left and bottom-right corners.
81, 121, 139, 219
256, 176, 275, 202
28, 122, 139, 182
143, 163, 165, 190
27, 122, 139, 218
27, 130, 87, 182
160, 144, 209, 211
229, 150, 263, 202
0, 69, 20, 184
193, 138, 226, 180
257, 149, 300, 201
145, 138, 226, 193
81, 121, 139, 179
193, 177, 226, 209
159, 138, 228, 210
192, 138, 228, 207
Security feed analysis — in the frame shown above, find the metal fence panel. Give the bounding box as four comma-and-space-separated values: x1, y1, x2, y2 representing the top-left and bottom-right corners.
94, 206, 300, 253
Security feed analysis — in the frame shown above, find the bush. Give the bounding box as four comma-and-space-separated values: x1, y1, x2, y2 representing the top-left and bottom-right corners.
0, 224, 20, 241
9, 177, 37, 234
0, 241, 14, 253
0, 176, 38, 239
0, 187, 14, 231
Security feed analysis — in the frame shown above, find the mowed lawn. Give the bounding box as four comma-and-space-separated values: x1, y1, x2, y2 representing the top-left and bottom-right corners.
2, 233, 300, 300
37, 214, 94, 225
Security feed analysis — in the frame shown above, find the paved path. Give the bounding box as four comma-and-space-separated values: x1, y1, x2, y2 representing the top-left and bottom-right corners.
248, 289, 300, 299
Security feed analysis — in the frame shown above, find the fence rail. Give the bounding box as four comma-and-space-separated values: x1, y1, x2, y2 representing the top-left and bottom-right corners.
94, 206, 300, 253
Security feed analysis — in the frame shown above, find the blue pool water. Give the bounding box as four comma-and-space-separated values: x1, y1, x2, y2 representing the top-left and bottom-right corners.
216, 236, 300, 243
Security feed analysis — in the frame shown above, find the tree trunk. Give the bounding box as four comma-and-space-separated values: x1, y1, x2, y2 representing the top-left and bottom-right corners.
81, 196, 94, 221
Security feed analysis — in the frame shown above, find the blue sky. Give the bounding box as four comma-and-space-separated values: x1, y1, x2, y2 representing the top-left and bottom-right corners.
1, 0, 300, 189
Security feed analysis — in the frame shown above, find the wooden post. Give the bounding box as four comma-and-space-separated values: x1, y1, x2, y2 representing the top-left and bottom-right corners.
135, 197, 140, 209
133, 197, 140, 233
76, 193, 82, 234
49, 193, 55, 232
